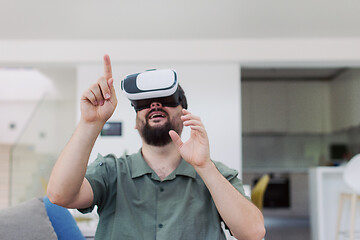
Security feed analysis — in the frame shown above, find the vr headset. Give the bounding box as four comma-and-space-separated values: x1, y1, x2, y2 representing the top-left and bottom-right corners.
121, 69, 187, 111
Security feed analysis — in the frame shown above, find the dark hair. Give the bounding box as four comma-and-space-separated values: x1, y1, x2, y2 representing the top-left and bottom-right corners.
178, 85, 188, 109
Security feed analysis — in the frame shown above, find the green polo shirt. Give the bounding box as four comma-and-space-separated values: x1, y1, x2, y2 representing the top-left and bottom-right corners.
80, 149, 248, 240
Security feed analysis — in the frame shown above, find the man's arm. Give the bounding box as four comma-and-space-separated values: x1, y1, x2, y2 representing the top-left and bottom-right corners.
47, 55, 117, 209
194, 162, 265, 240
169, 109, 266, 240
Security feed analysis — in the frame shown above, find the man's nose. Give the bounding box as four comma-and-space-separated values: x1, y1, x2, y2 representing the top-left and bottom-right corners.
150, 102, 163, 109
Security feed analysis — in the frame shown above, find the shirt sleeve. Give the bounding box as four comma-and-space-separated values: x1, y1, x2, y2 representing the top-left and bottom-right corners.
78, 154, 117, 214
212, 161, 251, 201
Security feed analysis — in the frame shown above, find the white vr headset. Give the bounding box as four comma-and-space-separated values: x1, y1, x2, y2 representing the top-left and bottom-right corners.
121, 69, 187, 111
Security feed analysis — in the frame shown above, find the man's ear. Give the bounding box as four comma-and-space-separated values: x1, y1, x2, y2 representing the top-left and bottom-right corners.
134, 112, 139, 129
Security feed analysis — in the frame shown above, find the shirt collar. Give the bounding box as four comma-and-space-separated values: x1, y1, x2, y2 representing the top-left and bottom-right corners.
131, 149, 153, 179
130, 149, 197, 180
173, 158, 197, 179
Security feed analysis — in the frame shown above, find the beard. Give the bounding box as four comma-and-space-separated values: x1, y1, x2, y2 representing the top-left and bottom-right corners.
137, 108, 183, 146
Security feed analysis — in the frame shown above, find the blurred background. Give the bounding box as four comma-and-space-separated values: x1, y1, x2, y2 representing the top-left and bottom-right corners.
1, 1, 360, 239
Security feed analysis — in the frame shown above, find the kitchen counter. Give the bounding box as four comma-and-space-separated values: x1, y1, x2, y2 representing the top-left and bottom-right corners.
243, 167, 309, 174
309, 167, 359, 240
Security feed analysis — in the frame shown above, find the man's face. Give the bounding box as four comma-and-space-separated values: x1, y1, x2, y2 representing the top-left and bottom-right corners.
136, 102, 183, 146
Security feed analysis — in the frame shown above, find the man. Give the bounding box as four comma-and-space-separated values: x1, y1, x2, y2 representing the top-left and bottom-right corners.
47, 55, 265, 240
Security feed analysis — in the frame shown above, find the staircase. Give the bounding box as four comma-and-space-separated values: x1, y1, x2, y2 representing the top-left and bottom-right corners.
10, 144, 56, 206
0, 143, 56, 208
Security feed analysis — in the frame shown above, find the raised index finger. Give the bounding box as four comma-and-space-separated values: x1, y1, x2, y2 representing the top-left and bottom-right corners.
104, 54, 112, 80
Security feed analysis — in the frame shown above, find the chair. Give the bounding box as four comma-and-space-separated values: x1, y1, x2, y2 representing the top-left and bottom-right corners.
336, 154, 360, 240
43, 196, 86, 240
0, 197, 86, 240
251, 174, 270, 211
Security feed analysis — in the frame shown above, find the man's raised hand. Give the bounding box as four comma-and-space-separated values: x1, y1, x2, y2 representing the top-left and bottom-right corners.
80, 54, 118, 125
169, 109, 211, 168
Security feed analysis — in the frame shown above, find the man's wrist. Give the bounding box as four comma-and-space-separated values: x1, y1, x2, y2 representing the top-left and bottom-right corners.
193, 160, 216, 175
78, 118, 105, 135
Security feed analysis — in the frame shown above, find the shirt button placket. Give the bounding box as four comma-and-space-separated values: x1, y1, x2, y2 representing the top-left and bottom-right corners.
156, 184, 165, 239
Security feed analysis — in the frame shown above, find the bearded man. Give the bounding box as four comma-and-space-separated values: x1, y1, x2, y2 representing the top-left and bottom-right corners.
47, 55, 265, 240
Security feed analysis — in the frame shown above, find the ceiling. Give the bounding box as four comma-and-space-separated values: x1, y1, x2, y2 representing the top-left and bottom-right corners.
2, 1, 360, 80
1, 1, 360, 40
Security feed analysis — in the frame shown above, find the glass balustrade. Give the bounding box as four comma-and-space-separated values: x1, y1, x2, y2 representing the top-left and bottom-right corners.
9, 93, 75, 206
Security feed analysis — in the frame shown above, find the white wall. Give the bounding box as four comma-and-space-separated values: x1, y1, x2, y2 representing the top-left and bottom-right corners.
0, 67, 77, 155
34, 67, 77, 155
78, 63, 242, 172
0, 68, 52, 144
0, 101, 37, 144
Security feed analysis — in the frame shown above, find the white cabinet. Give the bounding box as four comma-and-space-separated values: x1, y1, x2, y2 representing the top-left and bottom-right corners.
242, 81, 331, 133
287, 82, 331, 133
330, 70, 360, 131
242, 81, 287, 133
251, 82, 288, 132
241, 81, 253, 133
